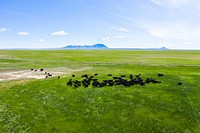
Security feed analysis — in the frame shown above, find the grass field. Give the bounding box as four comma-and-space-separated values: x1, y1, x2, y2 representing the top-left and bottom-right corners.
0, 50, 200, 132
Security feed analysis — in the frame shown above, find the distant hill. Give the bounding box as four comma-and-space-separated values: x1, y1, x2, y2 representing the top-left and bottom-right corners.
63, 44, 108, 49
112, 46, 169, 50
159, 47, 168, 50
146, 46, 169, 50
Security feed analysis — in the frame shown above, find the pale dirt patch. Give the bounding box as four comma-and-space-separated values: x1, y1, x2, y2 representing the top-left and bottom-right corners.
0, 54, 12, 58
0, 67, 92, 82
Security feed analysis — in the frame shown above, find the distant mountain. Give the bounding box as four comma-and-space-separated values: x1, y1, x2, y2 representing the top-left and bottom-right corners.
63, 44, 108, 49
112, 46, 169, 50
63, 44, 169, 50
159, 46, 168, 50
145, 46, 169, 50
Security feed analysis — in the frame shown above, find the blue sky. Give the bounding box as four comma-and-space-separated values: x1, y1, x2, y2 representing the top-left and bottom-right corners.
0, 0, 200, 49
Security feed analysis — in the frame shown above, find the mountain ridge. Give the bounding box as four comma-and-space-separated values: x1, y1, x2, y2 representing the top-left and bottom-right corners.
63, 44, 169, 50
63, 44, 108, 49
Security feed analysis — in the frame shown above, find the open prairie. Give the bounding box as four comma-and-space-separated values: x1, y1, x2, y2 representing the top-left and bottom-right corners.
0, 50, 200, 132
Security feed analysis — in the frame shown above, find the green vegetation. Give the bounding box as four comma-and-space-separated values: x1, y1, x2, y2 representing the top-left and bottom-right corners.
0, 50, 200, 132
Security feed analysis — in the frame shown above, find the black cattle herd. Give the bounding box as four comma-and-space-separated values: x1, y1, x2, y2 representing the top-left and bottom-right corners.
67, 73, 164, 88
30, 68, 183, 88
31, 68, 60, 79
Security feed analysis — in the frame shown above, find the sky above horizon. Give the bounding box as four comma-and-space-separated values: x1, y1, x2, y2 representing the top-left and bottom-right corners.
1, 0, 200, 49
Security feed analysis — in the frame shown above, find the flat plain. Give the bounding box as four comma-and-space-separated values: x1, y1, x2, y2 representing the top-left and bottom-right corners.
0, 50, 200, 132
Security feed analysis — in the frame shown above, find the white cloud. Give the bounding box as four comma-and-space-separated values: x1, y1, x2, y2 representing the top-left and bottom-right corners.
0, 28, 7, 32
150, 0, 161, 5
111, 27, 129, 32
183, 41, 192, 44
159, 41, 173, 47
102, 37, 110, 41
141, 22, 200, 41
159, 41, 170, 44
52, 31, 67, 36
115, 36, 125, 39
150, 0, 190, 8
38, 39, 45, 42
118, 28, 129, 32
147, 26, 169, 38
18, 32, 30, 36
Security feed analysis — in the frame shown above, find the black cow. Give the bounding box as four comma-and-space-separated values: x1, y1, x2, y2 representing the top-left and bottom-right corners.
178, 82, 182, 85
158, 73, 164, 77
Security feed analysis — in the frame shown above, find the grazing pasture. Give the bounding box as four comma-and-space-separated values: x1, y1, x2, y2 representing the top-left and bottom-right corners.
0, 50, 200, 132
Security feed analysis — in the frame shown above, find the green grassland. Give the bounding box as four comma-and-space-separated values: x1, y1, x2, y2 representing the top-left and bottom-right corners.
0, 50, 200, 132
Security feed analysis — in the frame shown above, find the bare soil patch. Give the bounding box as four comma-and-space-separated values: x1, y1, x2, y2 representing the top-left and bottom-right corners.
0, 67, 92, 82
